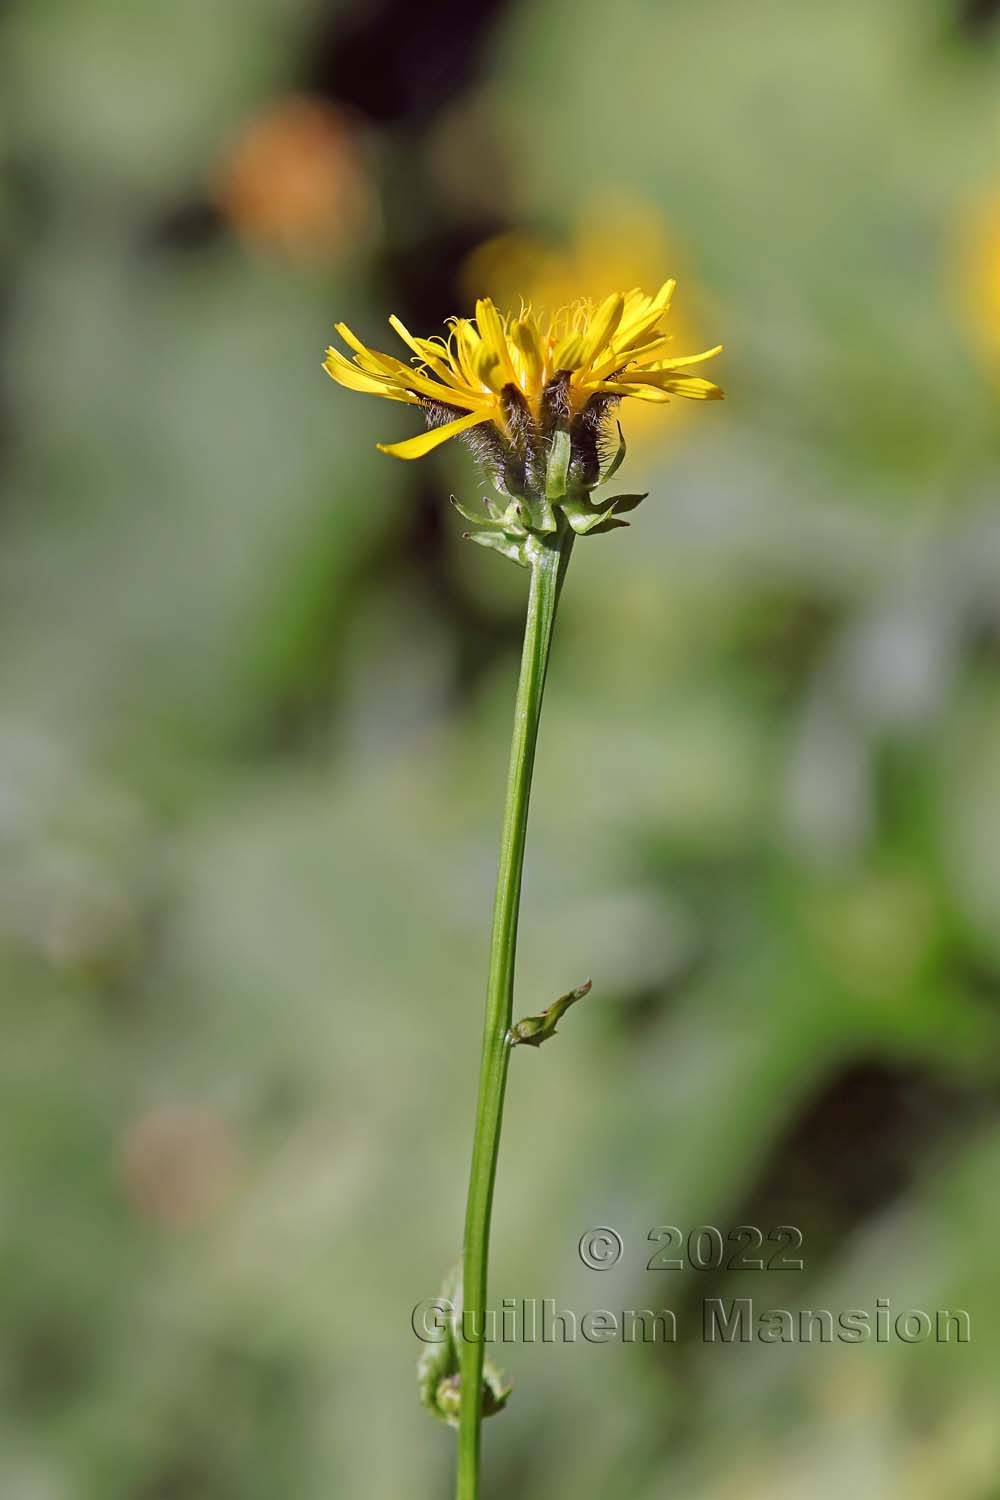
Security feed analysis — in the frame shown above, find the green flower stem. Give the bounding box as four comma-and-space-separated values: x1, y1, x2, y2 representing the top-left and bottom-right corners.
456, 519, 574, 1500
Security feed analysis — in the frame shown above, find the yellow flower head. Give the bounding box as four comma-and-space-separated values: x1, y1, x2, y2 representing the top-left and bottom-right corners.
323, 284, 722, 480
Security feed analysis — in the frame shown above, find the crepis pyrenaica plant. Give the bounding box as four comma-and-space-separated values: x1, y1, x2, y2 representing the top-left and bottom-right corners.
324, 285, 724, 1500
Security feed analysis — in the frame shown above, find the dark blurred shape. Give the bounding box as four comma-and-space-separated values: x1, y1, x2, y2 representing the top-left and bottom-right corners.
738, 593, 843, 708
133, 1343, 309, 1500
9, 1316, 95, 1418
381, 217, 508, 340
304, 0, 524, 709
660, 1058, 997, 1367
725, 1058, 993, 1256
689, 1056, 995, 1326
137, 1456, 219, 1500
305, 0, 515, 324
302, 0, 512, 127
617, 949, 713, 1035
958, 0, 1000, 36
151, 199, 225, 254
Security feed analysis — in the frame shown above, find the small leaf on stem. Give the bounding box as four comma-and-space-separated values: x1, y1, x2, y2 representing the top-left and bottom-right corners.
509, 979, 593, 1048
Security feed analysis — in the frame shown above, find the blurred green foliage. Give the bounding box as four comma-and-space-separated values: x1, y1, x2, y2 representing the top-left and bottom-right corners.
2, 0, 1000, 1497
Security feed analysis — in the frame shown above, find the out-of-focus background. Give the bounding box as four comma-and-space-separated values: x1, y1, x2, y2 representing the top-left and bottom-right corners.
3, 0, 1000, 1496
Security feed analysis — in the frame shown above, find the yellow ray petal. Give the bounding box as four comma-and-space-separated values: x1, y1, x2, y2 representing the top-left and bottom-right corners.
510, 318, 545, 389
551, 331, 587, 370
589, 331, 673, 381
621, 386, 673, 403
617, 370, 724, 399
369, 354, 488, 409
616, 282, 671, 337
468, 340, 503, 391
388, 314, 469, 389
656, 278, 677, 305
610, 312, 673, 359
475, 299, 518, 385
376, 408, 494, 459
650, 345, 724, 370
610, 334, 677, 367
451, 320, 485, 387
323, 347, 420, 402
573, 291, 625, 371
331, 328, 409, 384
598, 341, 723, 383
333, 322, 396, 369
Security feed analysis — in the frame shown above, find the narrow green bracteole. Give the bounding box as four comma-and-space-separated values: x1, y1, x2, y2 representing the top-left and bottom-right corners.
450, 493, 528, 534
600, 421, 627, 484
545, 427, 572, 502
463, 529, 532, 568
600, 492, 648, 514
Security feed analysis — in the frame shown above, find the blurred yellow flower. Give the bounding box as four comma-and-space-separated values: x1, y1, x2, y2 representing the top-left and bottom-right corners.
461, 198, 681, 318
459, 196, 720, 447
323, 285, 722, 461
957, 195, 1000, 366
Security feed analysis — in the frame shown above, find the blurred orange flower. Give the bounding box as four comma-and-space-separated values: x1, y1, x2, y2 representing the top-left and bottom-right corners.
119, 1103, 241, 1229
214, 96, 375, 262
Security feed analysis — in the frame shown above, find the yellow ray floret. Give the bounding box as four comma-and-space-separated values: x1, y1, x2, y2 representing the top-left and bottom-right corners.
323, 285, 723, 459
